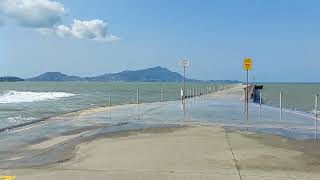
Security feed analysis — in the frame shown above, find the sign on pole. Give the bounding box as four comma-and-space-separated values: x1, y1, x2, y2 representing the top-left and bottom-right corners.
243, 57, 252, 122
180, 59, 189, 100
243, 58, 252, 71
181, 59, 190, 67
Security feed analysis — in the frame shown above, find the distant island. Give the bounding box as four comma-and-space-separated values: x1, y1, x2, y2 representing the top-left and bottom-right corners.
1, 66, 241, 83
0, 76, 24, 82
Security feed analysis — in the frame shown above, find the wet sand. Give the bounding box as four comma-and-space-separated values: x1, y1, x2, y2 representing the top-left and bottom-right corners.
2, 125, 320, 179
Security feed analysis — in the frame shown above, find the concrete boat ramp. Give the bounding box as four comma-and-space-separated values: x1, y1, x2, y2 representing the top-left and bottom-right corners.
1, 85, 320, 179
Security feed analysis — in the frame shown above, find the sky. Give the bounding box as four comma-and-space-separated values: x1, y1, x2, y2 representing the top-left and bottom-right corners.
1, 0, 320, 82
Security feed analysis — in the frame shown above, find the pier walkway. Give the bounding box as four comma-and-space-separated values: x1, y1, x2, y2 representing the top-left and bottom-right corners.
0, 85, 320, 179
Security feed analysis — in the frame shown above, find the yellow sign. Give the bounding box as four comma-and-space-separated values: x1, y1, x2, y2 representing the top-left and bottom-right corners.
243, 58, 252, 71
0, 176, 16, 180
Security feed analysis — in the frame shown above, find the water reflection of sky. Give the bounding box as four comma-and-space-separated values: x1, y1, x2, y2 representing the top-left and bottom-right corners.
0, 92, 319, 160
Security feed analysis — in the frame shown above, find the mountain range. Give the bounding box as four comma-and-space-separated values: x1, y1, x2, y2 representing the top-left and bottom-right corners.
0, 66, 240, 83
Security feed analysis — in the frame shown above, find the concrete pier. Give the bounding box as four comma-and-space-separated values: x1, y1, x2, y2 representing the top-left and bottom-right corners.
2, 125, 320, 180
1, 85, 319, 180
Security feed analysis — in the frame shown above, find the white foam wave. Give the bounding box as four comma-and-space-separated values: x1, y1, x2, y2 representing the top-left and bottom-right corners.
311, 110, 320, 114
0, 90, 76, 104
7, 116, 37, 123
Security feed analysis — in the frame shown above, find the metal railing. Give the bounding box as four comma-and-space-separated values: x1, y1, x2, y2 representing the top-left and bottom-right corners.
105, 84, 238, 107
258, 91, 319, 120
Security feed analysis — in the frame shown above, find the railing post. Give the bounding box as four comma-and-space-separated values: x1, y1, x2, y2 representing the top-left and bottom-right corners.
316, 94, 318, 119
191, 88, 193, 98
259, 91, 262, 108
280, 91, 282, 113
187, 88, 188, 99
191, 88, 194, 98
193, 88, 195, 98
137, 88, 140, 104
108, 90, 111, 107
186, 88, 188, 99
160, 88, 163, 102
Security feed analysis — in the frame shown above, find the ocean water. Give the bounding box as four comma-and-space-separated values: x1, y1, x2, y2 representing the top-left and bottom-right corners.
261, 83, 320, 113
0, 81, 231, 129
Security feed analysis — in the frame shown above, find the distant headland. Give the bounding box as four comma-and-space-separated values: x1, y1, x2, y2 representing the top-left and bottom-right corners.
0, 66, 241, 83
0, 76, 24, 82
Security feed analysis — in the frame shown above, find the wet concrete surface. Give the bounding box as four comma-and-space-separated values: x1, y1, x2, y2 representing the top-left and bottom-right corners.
0, 86, 320, 179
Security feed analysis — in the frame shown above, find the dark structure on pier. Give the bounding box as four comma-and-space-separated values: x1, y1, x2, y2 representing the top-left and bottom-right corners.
244, 85, 264, 103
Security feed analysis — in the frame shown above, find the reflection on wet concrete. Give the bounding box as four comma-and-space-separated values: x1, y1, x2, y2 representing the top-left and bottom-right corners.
0, 87, 320, 168
315, 118, 318, 139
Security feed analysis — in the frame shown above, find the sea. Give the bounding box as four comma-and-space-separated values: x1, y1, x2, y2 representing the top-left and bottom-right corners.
261, 83, 320, 113
0, 81, 228, 129
1, 82, 319, 131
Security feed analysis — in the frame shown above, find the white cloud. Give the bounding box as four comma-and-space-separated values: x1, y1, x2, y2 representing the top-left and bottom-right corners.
0, 0, 65, 27
0, 0, 119, 42
40, 19, 119, 42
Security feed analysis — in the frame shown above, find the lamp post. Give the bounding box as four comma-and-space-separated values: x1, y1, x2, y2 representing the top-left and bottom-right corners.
181, 59, 190, 100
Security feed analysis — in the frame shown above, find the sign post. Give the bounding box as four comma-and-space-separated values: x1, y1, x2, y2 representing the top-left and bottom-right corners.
180, 59, 190, 100
243, 58, 252, 120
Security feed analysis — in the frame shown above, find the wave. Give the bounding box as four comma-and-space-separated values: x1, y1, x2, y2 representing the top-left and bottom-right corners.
311, 110, 320, 114
7, 116, 37, 123
0, 90, 77, 104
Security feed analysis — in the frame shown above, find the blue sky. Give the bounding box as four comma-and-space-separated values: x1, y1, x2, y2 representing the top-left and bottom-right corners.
1, 0, 320, 82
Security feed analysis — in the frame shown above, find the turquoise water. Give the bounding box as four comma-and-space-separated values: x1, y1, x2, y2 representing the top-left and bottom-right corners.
261, 83, 320, 113
1, 82, 317, 130
0, 81, 232, 129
